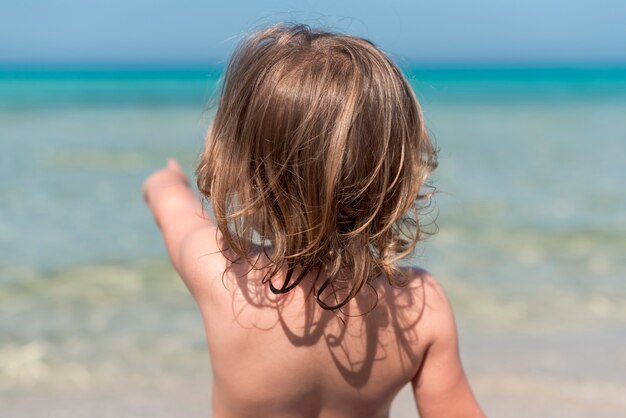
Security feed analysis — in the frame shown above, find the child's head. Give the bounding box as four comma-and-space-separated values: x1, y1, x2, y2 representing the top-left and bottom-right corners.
197, 24, 437, 309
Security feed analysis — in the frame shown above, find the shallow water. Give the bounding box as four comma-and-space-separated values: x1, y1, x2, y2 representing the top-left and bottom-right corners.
1, 68, 625, 414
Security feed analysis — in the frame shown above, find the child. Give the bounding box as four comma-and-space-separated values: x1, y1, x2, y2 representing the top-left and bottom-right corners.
143, 24, 484, 418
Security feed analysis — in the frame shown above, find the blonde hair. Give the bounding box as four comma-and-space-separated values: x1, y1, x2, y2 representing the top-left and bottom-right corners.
197, 24, 437, 310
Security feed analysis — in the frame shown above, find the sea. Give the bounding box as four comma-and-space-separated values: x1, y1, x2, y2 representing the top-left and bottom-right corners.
1, 67, 625, 416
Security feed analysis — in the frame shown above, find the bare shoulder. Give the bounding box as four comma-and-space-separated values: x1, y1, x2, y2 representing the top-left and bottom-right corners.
177, 225, 230, 304
396, 267, 457, 346
380, 267, 455, 349
402, 268, 452, 312
420, 271, 454, 318
406, 267, 448, 301
404, 268, 486, 417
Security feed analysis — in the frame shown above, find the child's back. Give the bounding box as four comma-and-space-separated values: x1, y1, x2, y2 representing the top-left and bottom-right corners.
144, 24, 484, 418
192, 255, 477, 418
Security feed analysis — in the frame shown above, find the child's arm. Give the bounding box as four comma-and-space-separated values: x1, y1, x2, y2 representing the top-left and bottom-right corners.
143, 159, 221, 301
412, 278, 485, 418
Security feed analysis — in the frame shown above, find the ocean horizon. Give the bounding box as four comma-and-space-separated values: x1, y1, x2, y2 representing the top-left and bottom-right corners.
2, 65, 626, 108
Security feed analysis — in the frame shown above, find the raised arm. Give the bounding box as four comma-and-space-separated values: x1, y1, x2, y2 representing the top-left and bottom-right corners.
412, 278, 485, 418
143, 159, 222, 301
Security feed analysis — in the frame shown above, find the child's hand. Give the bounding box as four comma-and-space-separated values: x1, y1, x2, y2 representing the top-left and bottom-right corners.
143, 159, 191, 206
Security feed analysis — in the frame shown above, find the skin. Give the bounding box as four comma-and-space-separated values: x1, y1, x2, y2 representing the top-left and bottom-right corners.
143, 159, 485, 418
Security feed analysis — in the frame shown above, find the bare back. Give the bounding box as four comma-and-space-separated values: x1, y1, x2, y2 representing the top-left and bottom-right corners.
195, 251, 433, 418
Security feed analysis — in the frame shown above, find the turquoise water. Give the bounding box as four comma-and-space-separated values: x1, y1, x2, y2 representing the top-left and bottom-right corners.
1, 68, 625, 389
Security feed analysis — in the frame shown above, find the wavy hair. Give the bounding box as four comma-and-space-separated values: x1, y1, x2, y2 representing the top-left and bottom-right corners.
197, 24, 437, 310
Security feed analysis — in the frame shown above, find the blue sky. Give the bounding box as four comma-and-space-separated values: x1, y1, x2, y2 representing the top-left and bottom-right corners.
1, 0, 625, 66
